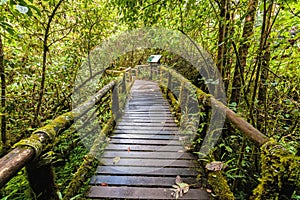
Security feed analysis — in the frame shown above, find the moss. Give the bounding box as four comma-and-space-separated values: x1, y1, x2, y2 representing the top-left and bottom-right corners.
34, 112, 76, 141
13, 134, 43, 158
253, 139, 300, 199
62, 117, 115, 199
196, 88, 211, 106
208, 171, 235, 200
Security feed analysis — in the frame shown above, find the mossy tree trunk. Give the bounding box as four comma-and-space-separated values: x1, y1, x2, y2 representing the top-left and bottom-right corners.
0, 35, 6, 148
230, 0, 259, 105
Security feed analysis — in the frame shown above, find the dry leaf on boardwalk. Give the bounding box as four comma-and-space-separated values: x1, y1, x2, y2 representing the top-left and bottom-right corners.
170, 175, 190, 199
205, 161, 226, 171
113, 156, 120, 164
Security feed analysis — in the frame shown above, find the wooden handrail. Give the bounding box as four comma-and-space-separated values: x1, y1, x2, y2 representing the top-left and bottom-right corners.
159, 65, 269, 145
0, 80, 116, 187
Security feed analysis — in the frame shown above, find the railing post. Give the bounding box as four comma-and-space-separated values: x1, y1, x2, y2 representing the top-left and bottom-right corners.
159, 67, 163, 83
122, 73, 126, 93
167, 71, 172, 89
137, 66, 140, 79
150, 64, 153, 80
112, 84, 120, 120
26, 161, 59, 200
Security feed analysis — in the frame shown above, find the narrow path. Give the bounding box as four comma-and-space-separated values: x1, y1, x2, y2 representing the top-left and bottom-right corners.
87, 80, 208, 199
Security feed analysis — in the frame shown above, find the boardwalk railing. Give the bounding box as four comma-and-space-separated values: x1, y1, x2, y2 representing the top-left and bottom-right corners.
0, 64, 299, 199
0, 68, 135, 199
151, 65, 299, 199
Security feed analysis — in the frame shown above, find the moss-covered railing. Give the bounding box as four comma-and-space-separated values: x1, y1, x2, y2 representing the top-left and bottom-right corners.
0, 67, 135, 199
136, 65, 299, 199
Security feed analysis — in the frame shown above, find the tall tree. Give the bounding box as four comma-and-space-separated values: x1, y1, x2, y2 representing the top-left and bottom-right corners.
231, 0, 259, 105
33, 0, 64, 127
0, 35, 6, 147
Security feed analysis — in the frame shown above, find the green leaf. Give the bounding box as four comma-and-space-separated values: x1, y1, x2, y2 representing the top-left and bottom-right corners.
28, 4, 41, 16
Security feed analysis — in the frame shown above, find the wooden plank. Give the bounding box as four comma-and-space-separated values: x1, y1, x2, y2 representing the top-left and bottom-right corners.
96, 166, 197, 176
120, 119, 175, 123
89, 175, 197, 187
124, 111, 171, 114
88, 186, 209, 199
111, 134, 179, 140
121, 116, 174, 119
101, 158, 195, 167
109, 139, 181, 145
102, 151, 193, 159
123, 113, 173, 116
113, 130, 180, 135
105, 144, 184, 152
117, 122, 177, 127
87, 80, 205, 199
116, 126, 178, 130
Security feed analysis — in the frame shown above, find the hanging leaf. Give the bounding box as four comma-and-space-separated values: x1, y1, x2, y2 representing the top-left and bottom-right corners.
15, 4, 29, 14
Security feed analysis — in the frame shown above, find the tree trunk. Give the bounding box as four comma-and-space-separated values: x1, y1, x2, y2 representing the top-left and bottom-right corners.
0, 35, 6, 148
33, 0, 64, 127
257, 2, 276, 134
231, 0, 259, 105
216, 0, 226, 74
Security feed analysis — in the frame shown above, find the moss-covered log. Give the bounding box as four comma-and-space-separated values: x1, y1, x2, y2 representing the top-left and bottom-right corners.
253, 140, 300, 199
208, 171, 235, 200
160, 66, 269, 145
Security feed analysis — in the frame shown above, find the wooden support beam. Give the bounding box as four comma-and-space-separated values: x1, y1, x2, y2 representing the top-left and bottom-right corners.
26, 163, 59, 200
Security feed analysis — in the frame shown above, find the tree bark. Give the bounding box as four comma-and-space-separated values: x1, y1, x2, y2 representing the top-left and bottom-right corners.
231, 0, 259, 105
216, 0, 226, 75
0, 35, 6, 147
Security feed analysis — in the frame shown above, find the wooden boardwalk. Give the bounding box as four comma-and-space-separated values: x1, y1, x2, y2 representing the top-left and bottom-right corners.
88, 80, 209, 199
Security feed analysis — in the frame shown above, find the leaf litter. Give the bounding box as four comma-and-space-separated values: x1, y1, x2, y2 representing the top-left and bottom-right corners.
170, 175, 190, 199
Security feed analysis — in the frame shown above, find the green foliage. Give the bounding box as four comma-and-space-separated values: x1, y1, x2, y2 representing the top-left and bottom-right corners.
0, 0, 299, 199
0, 168, 32, 200
208, 171, 235, 200
253, 139, 300, 199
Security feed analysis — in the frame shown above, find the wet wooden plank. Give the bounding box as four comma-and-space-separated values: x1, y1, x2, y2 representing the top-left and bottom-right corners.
112, 130, 182, 136
96, 166, 198, 176
102, 151, 193, 159
87, 80, 207, 199
105, 144, 184, 152
110, 134, 179, 140
101, 158, 195, 167
117, 122, 177, 127
113, 129, 181, 135
115, 126, 178, 130
123, 113, 173, 117
88, 186, 209, 199
89, 175, 197, 186
119, 119, 176, 123
109, 139, 182, 145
